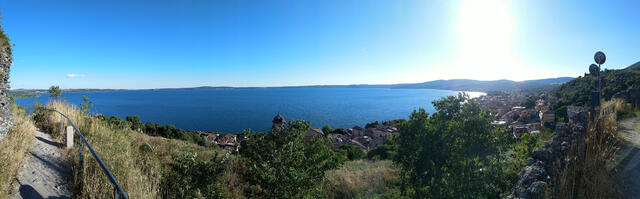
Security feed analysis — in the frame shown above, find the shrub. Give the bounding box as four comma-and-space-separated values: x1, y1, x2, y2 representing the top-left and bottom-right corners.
32, 100, 225, 198
394, 93, 516, 198
239, 120, 344, 198
336, 144, 365, 160
162, 152, 228, 198
126, 115, 143, 132
321, 125, 332, 134
332, 128, 347, 135
367, 141, 397, 160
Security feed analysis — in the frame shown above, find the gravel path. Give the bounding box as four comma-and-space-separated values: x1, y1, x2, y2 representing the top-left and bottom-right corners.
614, 117, 640, 199
12, 130, 70, 199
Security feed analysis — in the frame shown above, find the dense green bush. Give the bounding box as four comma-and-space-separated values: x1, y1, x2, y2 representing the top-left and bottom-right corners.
394, 93, 517, 198
332, 128, 347, 135
94, 113, 211, 147
239, 120, 344, 198
321, 125, 333, 134
162, 152, 228, 198
365, 121, 380, 128
367, 140, 398, 160
336, 144, 365, 160
126, 115, 143, 131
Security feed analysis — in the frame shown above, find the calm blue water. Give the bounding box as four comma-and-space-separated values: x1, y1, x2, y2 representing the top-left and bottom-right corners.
15, 88, 480, 132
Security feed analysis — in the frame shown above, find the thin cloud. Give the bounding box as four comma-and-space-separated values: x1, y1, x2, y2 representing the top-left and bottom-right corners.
66, 74, 86, 78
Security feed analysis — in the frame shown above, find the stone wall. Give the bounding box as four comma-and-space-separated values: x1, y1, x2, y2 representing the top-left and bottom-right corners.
0, 31, 12, 140
507, 108, 588, 199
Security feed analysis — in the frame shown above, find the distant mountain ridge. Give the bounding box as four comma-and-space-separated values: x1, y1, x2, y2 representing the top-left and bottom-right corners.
627, 61, 640, 70
11, 77, 575, 94
389, 77, 574, 91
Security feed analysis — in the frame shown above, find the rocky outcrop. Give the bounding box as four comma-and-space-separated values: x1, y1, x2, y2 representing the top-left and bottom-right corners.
508, 107, 588, 199
0, 27, 12, 140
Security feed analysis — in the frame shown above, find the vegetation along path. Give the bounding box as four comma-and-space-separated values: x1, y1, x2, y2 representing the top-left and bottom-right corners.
12, 129, 70, 199
614, 117, 640, 199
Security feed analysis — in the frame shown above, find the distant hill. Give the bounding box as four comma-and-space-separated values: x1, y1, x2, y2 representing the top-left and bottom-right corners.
550, 67, 640, 119
11, 77, 574, 95
390, 77, 574, 92
627, 61, 640, 70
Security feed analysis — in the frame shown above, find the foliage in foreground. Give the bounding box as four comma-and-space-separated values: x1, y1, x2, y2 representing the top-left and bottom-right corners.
394, 93, 518, 198
32, 100, 226, 198
238, 120, 345, 198
553, 99, 624, 198
91, 113, 212, 148
0, 104, 35, 198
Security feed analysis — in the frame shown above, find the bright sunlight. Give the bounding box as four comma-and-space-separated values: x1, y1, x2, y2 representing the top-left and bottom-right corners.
454, 0, 521, 80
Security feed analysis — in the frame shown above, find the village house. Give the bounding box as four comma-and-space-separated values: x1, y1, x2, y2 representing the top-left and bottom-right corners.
539, 110, 555, 128
511, 122, 529, 139
348, 126, 366, 136
519, 109, 540, 123
304, 128, 324, 142
326, 133, 349, 148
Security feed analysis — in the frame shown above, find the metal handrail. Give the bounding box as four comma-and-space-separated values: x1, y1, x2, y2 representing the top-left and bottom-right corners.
45, 108, 128, 199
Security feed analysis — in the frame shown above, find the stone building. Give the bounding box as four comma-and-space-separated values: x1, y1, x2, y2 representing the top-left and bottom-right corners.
271, 113, 286, 133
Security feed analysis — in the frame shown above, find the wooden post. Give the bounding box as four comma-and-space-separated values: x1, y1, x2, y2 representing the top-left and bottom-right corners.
66, 126, 74, 148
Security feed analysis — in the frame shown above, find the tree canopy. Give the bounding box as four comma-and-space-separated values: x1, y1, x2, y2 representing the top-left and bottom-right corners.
394, 93, 515, 198
239, 120, 344, 198
48, 85, 61, 99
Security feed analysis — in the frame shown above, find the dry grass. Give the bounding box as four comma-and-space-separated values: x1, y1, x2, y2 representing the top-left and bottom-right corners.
554, 99, 624, 198
321, 160, 400, 199
37, 100, 223, 198
0, 104, 36, 198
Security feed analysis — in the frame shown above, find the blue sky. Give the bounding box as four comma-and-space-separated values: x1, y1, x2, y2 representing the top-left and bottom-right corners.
1, 0, 639, 89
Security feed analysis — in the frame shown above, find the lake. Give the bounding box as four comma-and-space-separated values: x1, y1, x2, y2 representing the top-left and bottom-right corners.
15, 88, 483, 132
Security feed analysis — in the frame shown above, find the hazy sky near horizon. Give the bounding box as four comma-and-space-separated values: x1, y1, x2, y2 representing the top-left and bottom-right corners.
2, 0, 639, 89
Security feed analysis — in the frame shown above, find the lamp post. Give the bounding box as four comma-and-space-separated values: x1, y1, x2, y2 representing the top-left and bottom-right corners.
591, 51, 606, 107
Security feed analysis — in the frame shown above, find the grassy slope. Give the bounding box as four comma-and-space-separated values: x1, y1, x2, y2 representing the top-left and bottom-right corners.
321, 160, 400, 199
551, 68, 640, 119
38, 101, 224, 198
0, 104, 36, 198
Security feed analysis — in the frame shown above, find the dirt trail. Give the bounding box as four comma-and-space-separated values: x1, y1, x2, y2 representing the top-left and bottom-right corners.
12, 129, 70, 199
613, 117, 640, 199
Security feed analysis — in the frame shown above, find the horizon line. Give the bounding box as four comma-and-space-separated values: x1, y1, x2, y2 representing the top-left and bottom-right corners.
10, 76, 575, 91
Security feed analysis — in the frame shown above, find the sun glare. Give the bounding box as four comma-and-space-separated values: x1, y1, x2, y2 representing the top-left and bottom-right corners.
455, 0, 519, 80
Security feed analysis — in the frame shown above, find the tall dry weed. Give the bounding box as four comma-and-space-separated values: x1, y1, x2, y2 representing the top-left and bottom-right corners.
554, 100, 624, 198
0, 104, 36, 198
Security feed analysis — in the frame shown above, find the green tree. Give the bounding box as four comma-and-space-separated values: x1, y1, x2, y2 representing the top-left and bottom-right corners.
126, 115, 144, 132
80, 95, 93, 112
144, 122, 156, 135
321, 124, 333, 134
163, 152, 228, 198
239, 120, 344, 198
394, 93, 513, 198
514, 133, 539, 164
336, 144, 365, 160
522, 96, 536, 109
332, 128, 347, 135
367, 141, 398, 160
48, 85, 61, 99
